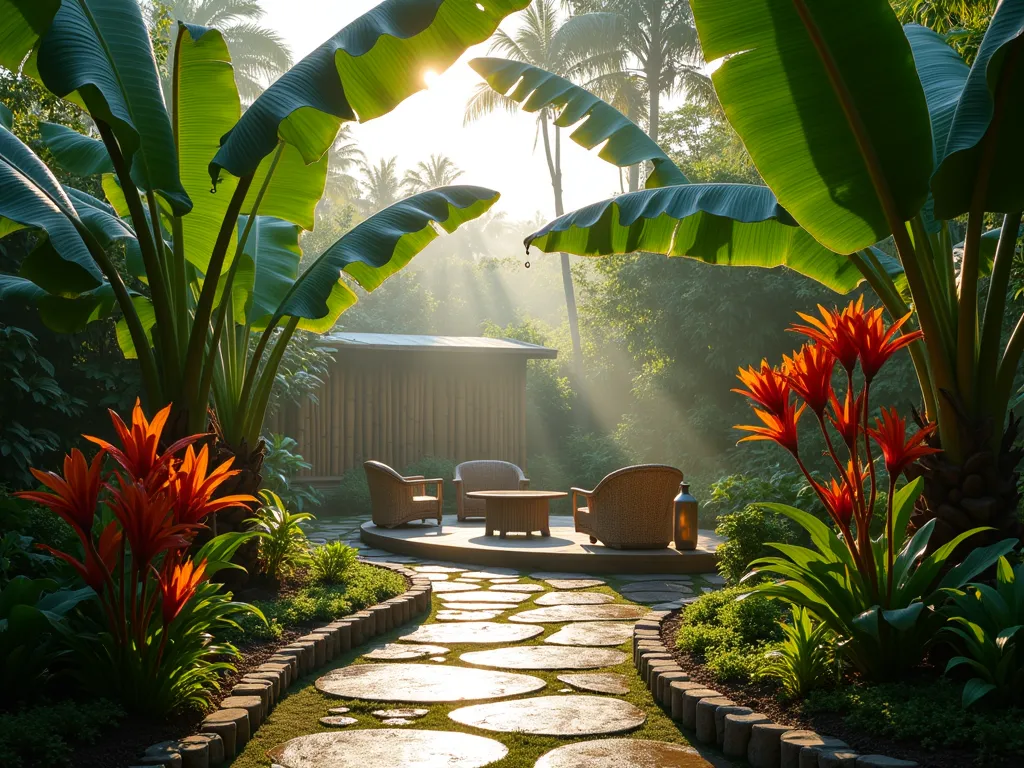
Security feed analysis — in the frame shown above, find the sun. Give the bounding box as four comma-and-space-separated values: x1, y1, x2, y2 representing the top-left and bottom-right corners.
423, 69, 440, 88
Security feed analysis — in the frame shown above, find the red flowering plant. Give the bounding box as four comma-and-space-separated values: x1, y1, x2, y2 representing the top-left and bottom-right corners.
17, 400, 262, 714
734, 300, 1016, 680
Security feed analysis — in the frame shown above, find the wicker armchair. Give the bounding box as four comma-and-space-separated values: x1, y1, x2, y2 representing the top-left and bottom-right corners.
364, 460, 443, 529
453, 460, 529, 521
572, 464, 683, 549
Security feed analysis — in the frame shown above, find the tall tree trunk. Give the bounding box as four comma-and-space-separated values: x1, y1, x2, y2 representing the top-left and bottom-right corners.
647, 4, 662, 144
540, 113, 584, 376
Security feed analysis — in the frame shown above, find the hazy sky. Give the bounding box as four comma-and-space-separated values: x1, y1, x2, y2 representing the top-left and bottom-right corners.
259, 0, 628, 222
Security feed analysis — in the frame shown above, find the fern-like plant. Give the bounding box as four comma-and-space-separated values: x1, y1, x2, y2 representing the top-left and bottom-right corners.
247, 491, 313, 582
310, 542, 358, 585
758, 605, 838, 699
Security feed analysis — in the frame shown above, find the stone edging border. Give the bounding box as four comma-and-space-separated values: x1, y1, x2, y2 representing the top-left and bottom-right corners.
132, 559, 431, 768
633, 610, 920, 768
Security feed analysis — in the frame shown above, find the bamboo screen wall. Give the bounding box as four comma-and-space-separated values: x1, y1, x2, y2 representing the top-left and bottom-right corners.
264, 334, 557, 480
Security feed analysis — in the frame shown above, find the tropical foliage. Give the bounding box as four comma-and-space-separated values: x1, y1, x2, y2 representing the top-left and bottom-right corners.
310, 541, 358, 585
15, 401, 262, 713
260, 433, 322, 512
758, 605, 838, 699
248, 489, 313, 582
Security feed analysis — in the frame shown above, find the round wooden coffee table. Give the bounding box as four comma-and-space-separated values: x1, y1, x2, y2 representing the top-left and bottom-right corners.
467, 490, 567, 537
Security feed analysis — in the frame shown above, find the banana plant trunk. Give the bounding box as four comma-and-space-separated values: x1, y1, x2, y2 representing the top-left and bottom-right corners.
209, 436, 266, 589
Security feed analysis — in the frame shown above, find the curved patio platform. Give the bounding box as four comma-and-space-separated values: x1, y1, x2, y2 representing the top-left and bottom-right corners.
360, 515, 722, 574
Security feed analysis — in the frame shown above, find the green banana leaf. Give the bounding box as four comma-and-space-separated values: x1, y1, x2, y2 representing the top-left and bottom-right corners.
0, 272, 118, 334
242, 142, 328, 232
469, 57, 688, 189
0, 124, 102, 285
525, 184, 866, 293
243, 216, 304, 329
210, 0, 531, 182
930, 0, 1024, 219
38, 122, 113, 176
33, 0, 191, 214
690, 0, 933, 254
0, 102, 13, 130
0, 0, 60, 71
115, 295, 156, 359
273, 185, 501, 333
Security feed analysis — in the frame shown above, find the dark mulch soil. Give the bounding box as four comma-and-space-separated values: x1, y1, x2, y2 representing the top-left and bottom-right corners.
661, 612, 1017, 768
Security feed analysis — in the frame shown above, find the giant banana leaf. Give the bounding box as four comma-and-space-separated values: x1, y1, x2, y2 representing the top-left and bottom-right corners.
38, 122, 113, 176
0, 0, 60, 71
0, 124, 102, 285
33, 0, 191, 214
242, 143, 328, 232
273, 185, 501, 333
243, 216, 304, 328
469, 58, 688, 189
0, 272, 118, 334
690, 0, 933, 254
525, 184, 866, 293
0, 102, 11, 130
930, 0, 1024, 219
210, 0, 531, 183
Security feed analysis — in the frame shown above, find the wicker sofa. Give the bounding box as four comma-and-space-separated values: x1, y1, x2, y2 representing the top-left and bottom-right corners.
572, 464, 683, 549
364, 460, 444, 529
453, 460, 529, 521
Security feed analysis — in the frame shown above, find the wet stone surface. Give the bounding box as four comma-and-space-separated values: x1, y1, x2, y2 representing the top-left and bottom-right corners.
448, 695, 646, 736
459, 645, 626, 670
510, 604, 648, 623
400, 621, 544, 645
544, 622, 635, 647
535, 591, 614, 606
268, 730, 509, 768
534, 739, 710, 767
557, 672, 631, 695
316, 663, 546, 703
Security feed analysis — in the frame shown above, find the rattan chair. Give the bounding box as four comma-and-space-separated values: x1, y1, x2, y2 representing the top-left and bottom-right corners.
364, 460, 443, 529
572, 464, 683, 549
453, 460, 529, 521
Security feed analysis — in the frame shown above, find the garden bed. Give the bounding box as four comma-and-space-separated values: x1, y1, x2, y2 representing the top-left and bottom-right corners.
662, 611, 1024, 768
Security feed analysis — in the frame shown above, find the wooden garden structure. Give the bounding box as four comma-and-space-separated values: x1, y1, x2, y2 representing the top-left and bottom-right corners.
264, 333, 557, 481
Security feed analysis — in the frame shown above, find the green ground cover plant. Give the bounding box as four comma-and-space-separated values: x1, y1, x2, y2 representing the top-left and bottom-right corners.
0, 698, 124, 768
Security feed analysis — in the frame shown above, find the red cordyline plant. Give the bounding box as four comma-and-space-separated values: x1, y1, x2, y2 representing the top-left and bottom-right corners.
17, 400, 262, 713
733, 301, 1016, 679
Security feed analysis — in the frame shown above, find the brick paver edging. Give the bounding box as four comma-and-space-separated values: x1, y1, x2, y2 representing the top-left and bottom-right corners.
132, 560, 431, 768
633, 611, 919, 768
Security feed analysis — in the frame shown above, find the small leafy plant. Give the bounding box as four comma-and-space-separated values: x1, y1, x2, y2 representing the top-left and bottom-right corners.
248, 490, 313, 582
261, 433, 323, 513
310, 541, 357, 585
758, 605, 838, 699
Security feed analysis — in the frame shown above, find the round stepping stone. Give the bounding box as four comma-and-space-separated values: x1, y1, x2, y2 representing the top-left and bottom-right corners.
461, 646, 626, 670
328, 707, 350, 714
420, 572, 450, 582
372, 708, 428, 719
449, 695, 645, 736
400, 621, 544, 645
380, 717, 412, 725
557, 673, 630, 695
439, 602, 515, 611
510, 605, 647, 623
268, 730, 508, 768
535, 739, 709, 767
319, 715, 357, 727
619, 581, 693, 594
623, 590, 695, 604
354, 548, 393, 557
531, 571, 591, 579
432, 582, 481, 594
364, 643, 449, 661
545, 622, 635, 647
455, 577, 484, 583
545, 578, 605, 589
462, 569, 519, 578
439, 590, 531, 604
536, 591, 614, 606
437, 609, 503, 622
618, 573, 692, 582
499, 583, 544, 593
430, 657, 446, 662
316, 663, 545, 703
415, 565, 465, 574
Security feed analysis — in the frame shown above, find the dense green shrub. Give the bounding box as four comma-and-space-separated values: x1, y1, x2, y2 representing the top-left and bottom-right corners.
805, 680, 1024, 758
310, 542, 358, 585
0, 699, 123, 768
715, 505, 800, 586
675, 586, 786, 682
261, 434, 324, 513
702, 469, 811, 526
220, 563, 406, 644
249, 491, 314, 582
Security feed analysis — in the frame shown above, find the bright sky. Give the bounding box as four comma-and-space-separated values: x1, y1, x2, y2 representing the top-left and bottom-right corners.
259, 0, 626, 222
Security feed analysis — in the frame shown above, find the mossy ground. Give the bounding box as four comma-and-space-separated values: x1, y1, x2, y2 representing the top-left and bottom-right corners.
229, 574, 719, 767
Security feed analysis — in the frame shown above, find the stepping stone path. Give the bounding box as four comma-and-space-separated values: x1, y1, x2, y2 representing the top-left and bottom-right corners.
363, 643, 449, 661
461, 569, 519, 578
439, 590, 531, 604
269, 730, 508, 768
535, 591, 615, 606
436, 609, 503, 621
414, 565, 465, 573
438, 602, 516, 611
530, 571, 591, 579
316, 663, 545, 702
545, 578, 606, 589
510, 604, 648, 623
372, 709, 428, 719
618, 580, 693, 594
498, 583, 544, 592
545, 622, 636, 647
622, 590, 695, 604
419, 572, 450, 581
319, 715, 358, 727
557, 672, 631, 695
431, 581, 480, 593
449, 695, 646, 736
460, 646, 626, 670
535, 739, 711, 767
400, 621, 544, 644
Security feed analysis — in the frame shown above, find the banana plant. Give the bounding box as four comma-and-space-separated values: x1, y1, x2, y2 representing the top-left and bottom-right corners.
499, 2, 1024, 550
0, 0, 521, 481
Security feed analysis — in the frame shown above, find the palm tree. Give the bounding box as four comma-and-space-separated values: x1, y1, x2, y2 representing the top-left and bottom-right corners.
403, 154, 465, 194
149, 0, 293, 103
465, 0, 628, 372
323, 126, 365, 204
359, 157, 402, 213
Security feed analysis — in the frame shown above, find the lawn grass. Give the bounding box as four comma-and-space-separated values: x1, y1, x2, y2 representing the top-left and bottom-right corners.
229, 574, 716, 767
